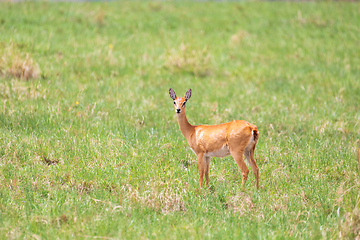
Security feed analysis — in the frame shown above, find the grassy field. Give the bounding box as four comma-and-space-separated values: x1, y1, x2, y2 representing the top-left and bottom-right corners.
1, 1, 360, 239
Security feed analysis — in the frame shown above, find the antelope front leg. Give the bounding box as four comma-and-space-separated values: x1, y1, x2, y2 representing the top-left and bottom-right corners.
204, 156, 211, 187
197, 153, 205, 187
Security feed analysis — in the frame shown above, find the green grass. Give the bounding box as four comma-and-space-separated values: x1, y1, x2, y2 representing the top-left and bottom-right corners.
1, 1, 360, 239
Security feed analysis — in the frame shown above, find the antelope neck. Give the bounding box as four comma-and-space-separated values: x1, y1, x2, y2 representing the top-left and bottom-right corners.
176, 111, 195, 139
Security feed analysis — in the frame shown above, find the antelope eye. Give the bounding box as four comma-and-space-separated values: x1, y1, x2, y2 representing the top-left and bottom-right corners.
173, 101, 176, 104
182, 102, 186, 107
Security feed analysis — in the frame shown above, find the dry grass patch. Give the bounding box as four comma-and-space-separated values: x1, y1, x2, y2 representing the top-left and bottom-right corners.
121, 183, 186, 214
0, 80, 46, 101
230, 30, 250, 46
227, 192, 254, 216
164, 43, 212, 77
42, 156, 59, 166
340, 208, 360, 239
0, 42, 40, 80
7, 54, 40, 80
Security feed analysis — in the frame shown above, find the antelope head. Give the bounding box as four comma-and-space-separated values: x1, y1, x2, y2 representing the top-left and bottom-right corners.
169, 88, 192, 114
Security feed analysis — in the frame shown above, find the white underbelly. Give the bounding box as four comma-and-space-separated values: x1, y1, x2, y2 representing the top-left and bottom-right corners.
204, 145, 231, 158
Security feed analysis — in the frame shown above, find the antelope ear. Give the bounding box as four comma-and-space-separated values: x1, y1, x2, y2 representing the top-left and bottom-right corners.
185, 89, 192, 101
169, 88, 177, 100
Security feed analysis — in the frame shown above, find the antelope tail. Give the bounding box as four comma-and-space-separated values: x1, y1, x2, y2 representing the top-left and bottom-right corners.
252, 128, 259, 142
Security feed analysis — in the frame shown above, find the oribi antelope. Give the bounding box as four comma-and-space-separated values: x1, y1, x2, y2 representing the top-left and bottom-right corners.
169, 88, 259, 189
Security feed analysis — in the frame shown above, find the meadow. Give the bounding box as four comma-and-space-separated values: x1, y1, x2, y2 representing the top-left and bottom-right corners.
0, 1, 360, 239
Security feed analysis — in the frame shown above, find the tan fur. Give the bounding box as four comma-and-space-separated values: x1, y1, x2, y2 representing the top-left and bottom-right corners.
169, 88, 259, 189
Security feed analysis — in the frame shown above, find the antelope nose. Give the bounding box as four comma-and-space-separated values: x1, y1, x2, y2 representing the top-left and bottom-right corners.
176, 109, 181, 113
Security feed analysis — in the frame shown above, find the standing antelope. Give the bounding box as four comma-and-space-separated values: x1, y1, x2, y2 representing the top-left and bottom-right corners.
169, 88, 260, 189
